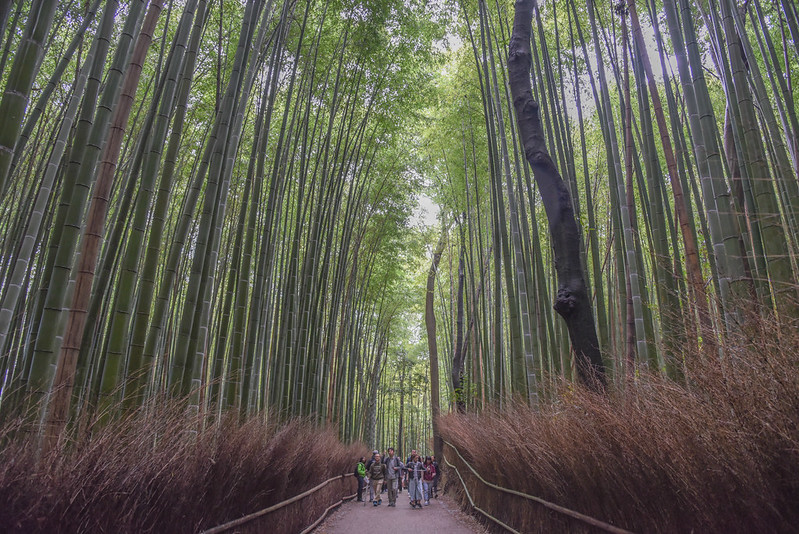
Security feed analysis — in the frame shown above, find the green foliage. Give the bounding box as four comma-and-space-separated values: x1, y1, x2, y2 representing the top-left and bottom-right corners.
0, 0, 797, 465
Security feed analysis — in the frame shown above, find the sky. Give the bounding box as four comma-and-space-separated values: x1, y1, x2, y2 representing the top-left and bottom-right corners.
411, 192, 440, 227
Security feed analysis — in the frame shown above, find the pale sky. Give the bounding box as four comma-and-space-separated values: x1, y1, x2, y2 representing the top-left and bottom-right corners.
411, 192, 440, 228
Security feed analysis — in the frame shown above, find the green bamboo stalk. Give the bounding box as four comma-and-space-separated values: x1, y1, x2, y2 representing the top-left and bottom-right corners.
95, 0, 199, 407
45, 0, 165, 446
0, 0, 59, 197
718, 0, 796, 309
0, 20, 100, 380
128, 0, 208, 404
27, 0, 143, 414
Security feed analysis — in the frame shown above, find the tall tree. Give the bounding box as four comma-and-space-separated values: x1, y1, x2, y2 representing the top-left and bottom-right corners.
45, 0, 165, 447
0, 0, 58, 196
427, 223, 447, 457
509, 0, 605, 390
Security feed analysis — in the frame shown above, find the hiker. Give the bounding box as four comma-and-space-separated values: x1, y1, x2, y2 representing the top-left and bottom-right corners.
355, 457, 367, 502
407, 454, 424, 509
365, 450, 378, 501
404, 449, 417, 499
431, 455, 440, 498
397, 452, 403, 495
422, 456, 436, 505
383, 447, 402, 507
368, 453, 387, 506
382, 451, 389, 493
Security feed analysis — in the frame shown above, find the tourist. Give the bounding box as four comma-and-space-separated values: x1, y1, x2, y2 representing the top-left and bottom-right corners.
397, 452, 403, 495
367, 453, 387, 506
382, 451, 389, 493
407, 454, 424, 509
422, 456, 436, 505
355, 456, 367, 502
365, 449, 378, 501
405, 448, 417, 499
384, 447, 402, 507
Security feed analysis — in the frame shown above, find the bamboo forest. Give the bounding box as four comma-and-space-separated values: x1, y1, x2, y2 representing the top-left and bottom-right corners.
0, 0, 798, 532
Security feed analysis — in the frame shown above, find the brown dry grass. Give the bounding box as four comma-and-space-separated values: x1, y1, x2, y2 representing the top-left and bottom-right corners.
0, 403, 366, 533
440, 308, 799, 533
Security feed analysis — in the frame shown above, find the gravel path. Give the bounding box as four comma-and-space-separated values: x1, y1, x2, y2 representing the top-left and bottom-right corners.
312, 492, 488, 534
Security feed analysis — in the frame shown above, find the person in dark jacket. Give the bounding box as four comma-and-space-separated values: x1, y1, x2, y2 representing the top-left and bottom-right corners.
397, 451, 403, 495
365, 450, 378, 501
368, 453, 387, 506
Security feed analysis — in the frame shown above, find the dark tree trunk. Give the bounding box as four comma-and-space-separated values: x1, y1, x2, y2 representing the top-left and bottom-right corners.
451, 241, 466, 413
397, 360, 405, 452
426, 224, 447, 459
508, 0, 605, 390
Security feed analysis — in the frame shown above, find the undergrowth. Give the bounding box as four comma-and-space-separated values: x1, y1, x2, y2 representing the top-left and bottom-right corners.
0, 404, 364, 533
440, 308, 799, 533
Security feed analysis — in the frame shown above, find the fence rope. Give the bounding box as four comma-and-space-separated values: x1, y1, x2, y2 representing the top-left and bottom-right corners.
444, 457, 522, 534
298, 493, 357, 534
442, 440, 635, 534
200, 473, 354, 534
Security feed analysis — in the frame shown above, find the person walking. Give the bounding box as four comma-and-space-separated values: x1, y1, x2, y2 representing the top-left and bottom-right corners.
422, 456, 436, 505
355, 457, 367, 502
382, 451, 389, 495
368, 453, 387, 506
406, 454, 424, 509
384, 447, 402, 507
405, 449, 417, 502
397, 450, 403, 495
365, 450, 378, 502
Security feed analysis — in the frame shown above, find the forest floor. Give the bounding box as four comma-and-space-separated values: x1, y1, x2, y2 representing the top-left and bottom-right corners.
312, 490, 488, 533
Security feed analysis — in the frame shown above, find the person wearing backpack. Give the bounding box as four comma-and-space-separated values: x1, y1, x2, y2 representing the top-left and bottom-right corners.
406, 454, 424, 509
404, 449, 417, 501
422, 456, 436, 505
355, 457, 367, 502
383, 447, 402, 507
397, 452, 403, 495
365, 450, 378, 501
368, 453, 387, 506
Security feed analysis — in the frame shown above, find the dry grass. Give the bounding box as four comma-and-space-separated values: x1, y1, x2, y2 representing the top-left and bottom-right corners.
0, 403, 365, 533
440, 308, 799, 533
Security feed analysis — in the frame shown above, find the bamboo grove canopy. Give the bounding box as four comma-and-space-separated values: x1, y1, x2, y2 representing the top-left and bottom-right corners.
0, 0, 796, 450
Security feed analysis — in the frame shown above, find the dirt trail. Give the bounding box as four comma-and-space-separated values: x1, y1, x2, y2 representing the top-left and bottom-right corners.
312, 492, 488, 534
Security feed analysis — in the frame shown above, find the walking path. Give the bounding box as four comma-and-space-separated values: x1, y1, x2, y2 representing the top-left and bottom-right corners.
312, 492, 488, 534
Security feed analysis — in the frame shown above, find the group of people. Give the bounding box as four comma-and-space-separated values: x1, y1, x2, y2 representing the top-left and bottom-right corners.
355, 448, 439, 509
